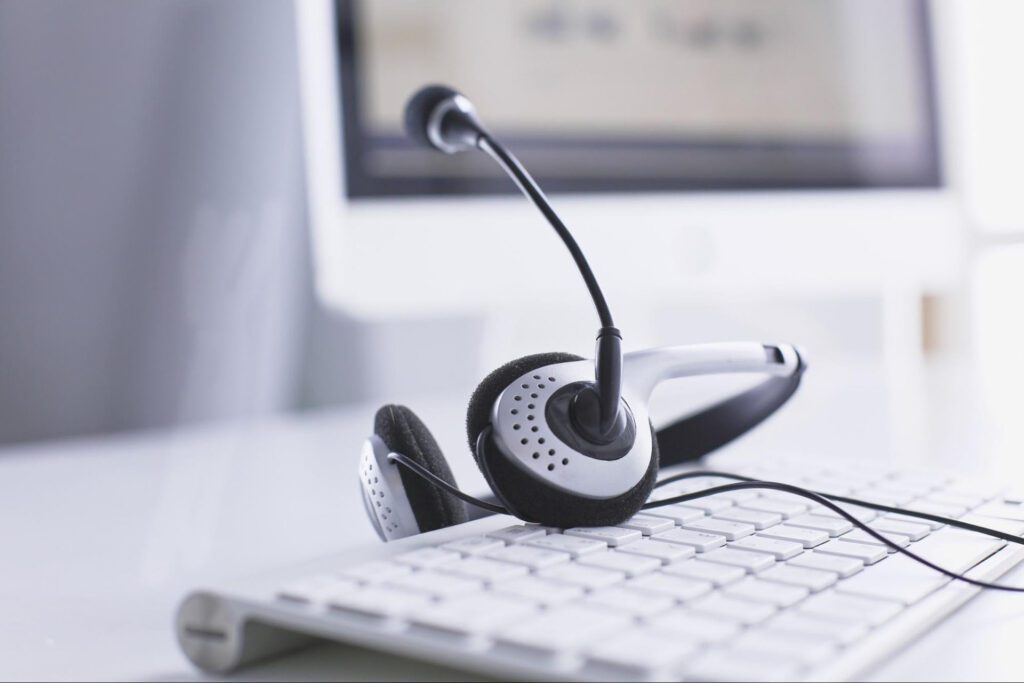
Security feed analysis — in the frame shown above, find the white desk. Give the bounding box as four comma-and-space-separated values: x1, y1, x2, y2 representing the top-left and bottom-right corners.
5, 360, 1024, 681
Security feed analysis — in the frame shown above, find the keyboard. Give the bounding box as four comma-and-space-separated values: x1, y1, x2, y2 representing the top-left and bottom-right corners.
176, 456, 1024, 681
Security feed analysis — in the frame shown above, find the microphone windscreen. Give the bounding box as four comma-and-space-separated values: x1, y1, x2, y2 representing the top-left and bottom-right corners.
403, 84, 459, 149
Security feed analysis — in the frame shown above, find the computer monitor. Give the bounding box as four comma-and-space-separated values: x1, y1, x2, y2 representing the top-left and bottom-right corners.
295, 0, 961, 325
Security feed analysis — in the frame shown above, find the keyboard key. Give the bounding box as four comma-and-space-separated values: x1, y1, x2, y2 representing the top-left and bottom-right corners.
494, 575, 585, 606
662, 559, 746, 586
585, 586, 675, 617
684, 649, 800, 683
786, 514, 854, 537
842, 528, 911, 550
682, 518, 756, 541
564, 526, 642, 547
483, 545, 571, 570
814, 539, 888, 564
713, 488, 761, 503
675, 496, 734, 514
910, 529, 1005, 573
714, 507, 783, 529
757, 524, 829, 548
539, 563, 625, 590
525, 533, 606, 558
797, 590, 902, 626
903, 501, 967, 520
765, 611, 868, 646
641, 504, 705, 525
652, 528, 727, 552
409, 593, 538, 635
930, 490, 988, 509
732, 629, 837, 667
487, 525, 548, 544
740, 496, 809, 518
386, 570, 484, 599
440, 536, 506, 556
615, 539, 695, 564
854, 487, 915, 507
339, 561, 412, 585
585, 628, 698, 677
436, 557, 529, 584
690, 593, 777, 625
759, 564, 838, 592
961, 513, 1024, 536
800, 477, 856, 496
646, 611, 742, 643
700, 547, 776, 573
578, 550, 662, 577
973, 501, 1024, 522
327, 585, 433, 619
835, 554, 947, 605
872, 518, 932, 541
725, 577, 809, 607
278, 575, 359, 603
807, 504, 878, 523
730, 536, 804, 560
617, 515, 675, 535
394, 547, 462, 569
787, 550, 864, 578
627, 572, 714, 602
494, 605, 631, 654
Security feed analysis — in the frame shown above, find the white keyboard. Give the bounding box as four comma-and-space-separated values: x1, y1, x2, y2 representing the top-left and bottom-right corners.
176, 457, 1024, 681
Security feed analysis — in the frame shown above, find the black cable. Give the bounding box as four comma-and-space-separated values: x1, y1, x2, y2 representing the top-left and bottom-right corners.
644, 476, 1024, 593
388, 453, 1024, 592
387, 452, 508, 515
477, 134, 614, 329
651, 470, 1024, 545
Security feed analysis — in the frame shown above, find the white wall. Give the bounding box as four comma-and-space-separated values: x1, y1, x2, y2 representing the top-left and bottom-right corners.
0, 0, 310, 443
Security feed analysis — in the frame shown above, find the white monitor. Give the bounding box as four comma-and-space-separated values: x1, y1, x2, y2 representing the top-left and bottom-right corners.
295, 0, 961, 343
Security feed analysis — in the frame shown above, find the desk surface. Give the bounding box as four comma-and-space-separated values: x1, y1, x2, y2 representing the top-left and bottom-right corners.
5, 359, 1024, 681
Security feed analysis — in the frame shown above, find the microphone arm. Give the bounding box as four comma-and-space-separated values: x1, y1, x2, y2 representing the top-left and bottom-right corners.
476, 134, 624, 440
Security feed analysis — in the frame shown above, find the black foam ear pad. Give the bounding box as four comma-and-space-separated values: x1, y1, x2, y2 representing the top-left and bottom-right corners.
465, 352, 586, 462
374, 404, 468, 533
476, 422, 660, 528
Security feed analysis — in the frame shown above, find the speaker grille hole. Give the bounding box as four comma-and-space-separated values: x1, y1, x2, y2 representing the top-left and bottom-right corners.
547, 464, 555, 471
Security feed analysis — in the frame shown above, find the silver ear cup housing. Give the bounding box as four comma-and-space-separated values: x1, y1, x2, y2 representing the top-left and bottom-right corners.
489, 360, 654, 500
358, 435, 421, 542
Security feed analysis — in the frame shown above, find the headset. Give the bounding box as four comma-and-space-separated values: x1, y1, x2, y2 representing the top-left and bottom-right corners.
358, 84, 1024, 595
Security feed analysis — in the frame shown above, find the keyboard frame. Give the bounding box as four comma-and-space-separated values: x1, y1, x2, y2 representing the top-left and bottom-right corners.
176, 513, 1024, 681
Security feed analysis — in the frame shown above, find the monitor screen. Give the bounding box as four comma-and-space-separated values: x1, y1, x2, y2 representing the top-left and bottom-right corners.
336, 0, 940, 197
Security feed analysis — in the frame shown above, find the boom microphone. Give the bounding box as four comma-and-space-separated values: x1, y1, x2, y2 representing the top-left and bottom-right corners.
404, 84, 626, 442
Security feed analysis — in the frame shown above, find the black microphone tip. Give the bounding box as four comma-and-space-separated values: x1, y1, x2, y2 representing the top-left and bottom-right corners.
403, 84, 461, 149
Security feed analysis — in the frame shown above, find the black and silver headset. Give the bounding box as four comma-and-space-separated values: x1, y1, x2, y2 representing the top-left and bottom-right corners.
356, 85, 1024, 596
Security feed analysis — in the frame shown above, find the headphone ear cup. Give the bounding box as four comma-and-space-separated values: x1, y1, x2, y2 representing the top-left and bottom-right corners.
465, 352, 585, 461
374, 405, 468, 533
476, 420, 659, 528
466, 351, 656, 527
